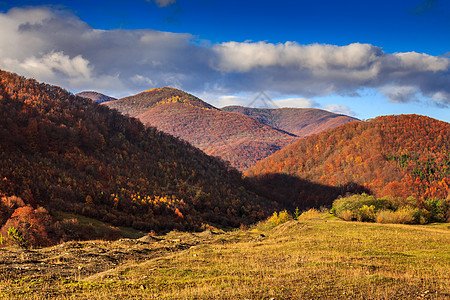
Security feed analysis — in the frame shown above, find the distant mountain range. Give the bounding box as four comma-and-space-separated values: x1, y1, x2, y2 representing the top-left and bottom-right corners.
222, 106, 358, 137
82, 88, 358, 170
75, 91, 117, 103
102, 88, 297, 170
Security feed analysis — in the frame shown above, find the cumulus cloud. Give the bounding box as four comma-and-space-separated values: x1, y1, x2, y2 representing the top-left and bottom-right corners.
323, 104, 356, 116
0, 7, 214, 97
274, 98, 319, 108
380, 85, 421, 103
0, 6, 449, 108
211, 41, 450, 106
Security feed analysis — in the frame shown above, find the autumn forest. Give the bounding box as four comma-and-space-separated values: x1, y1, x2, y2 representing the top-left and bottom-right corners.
0, 69, 449, 248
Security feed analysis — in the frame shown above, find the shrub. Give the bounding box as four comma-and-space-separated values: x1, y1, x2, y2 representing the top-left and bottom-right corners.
7, 227, 29, 248
259, 210, 292, 231
269, 210, 292, 226
411, 208, 430, 224
293, 207, 301, 220
0, 205, 53, 247
332, 193, 392, 221
341, 210, 353, 221
376, 207, 415, 224
357, 205, 376, 222
297, 208, 322, 221
424, 198, 449, 223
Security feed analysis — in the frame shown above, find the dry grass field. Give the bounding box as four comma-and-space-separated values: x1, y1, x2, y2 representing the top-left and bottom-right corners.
1, 213, 449, 299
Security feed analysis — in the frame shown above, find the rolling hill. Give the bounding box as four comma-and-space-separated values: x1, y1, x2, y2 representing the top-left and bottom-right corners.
105, 88, 297, 171
0, 69, 272, 246
76, 91, 117, 103
245, 114, 450, 209
222, 106, 359, 137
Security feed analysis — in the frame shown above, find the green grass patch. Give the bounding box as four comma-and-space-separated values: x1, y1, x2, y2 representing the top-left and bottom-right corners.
53, 211, 146, 239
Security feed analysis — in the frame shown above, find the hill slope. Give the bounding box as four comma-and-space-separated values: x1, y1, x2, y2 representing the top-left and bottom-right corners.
0, 69, 271, 246
105, 88, 297, 171
1, 218, 448, 299
222, 106, 359, 137
76, 91, 117, 103
245, 115, 450, 209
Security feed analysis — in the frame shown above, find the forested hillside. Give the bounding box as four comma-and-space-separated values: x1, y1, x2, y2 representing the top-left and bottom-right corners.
222, 106, 358, 137
105, 88, 297, 170
246, 115, 450, 209
0, 70, 271, 246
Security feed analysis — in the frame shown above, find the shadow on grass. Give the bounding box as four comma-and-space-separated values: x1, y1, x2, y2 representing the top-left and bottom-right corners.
246, 173, 372, 211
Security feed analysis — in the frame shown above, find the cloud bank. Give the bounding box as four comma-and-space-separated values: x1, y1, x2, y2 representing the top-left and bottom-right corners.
0, 7, 449, 107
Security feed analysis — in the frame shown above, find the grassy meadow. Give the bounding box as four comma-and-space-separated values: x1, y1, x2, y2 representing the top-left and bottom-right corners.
0, 213, 449, 299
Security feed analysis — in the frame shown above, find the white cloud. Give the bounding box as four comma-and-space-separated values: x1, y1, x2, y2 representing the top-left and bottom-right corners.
380, 85, 421, 103
131, 74, 155, 86
199, 95, 247, 108
395, 52, 449, 72
431, 92, 450, 108
0, 7, 449, 108
323, 104, 356, 116
212, 42, 383, 72
274, 98, 319, 108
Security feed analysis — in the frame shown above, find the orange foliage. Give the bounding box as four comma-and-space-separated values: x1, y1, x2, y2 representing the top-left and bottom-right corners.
0, 69, 272, 238
105, 89, 297, 171
246, 115, 450, 205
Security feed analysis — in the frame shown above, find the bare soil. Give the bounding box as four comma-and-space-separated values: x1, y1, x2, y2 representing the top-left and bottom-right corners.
0, 229, 248, 282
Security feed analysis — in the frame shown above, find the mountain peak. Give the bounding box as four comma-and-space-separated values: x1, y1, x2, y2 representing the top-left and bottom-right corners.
105, 87, 217, 117
222, 106, 359, 137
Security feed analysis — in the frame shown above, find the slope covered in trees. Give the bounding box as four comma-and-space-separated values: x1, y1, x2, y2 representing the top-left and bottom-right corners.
0, 69, 272, 246
105, 88, 297, 171
246, 115, 450, 209
76, 91, 116, 103
222, 106, 358, 137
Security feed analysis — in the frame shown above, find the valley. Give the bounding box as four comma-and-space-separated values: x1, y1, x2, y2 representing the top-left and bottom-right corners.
100, 87, 356, 171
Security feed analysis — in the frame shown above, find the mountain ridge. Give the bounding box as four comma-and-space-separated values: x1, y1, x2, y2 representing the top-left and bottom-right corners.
222, 106, 359, 137
0, 69, 272, 246
104, 88, 298, 170
245, 114, 450, 209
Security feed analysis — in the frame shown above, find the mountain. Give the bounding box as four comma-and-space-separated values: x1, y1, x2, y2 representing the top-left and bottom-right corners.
222, 106, 359, 137
0, 69, 272, 246
76, 91, 116, 103
105, 88, 297, 171
245, 115, 450, 209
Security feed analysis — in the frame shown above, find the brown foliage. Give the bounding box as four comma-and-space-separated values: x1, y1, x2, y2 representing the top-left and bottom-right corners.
223, 106, 358, 137
0, 69, 273, 239
1, 205, 53, 247
105, 88, 297, 171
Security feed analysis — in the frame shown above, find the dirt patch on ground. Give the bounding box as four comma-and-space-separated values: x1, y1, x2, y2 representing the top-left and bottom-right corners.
0, 229, 241, 281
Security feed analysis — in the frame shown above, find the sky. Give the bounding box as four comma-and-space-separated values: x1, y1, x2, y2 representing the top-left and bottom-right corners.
0, 0, 449, 122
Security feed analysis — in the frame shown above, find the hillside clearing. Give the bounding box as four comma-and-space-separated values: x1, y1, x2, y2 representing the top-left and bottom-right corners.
0, 218, 449, 299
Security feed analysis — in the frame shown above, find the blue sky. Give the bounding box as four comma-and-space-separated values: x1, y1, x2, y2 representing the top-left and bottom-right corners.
0, 0, 449, 122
